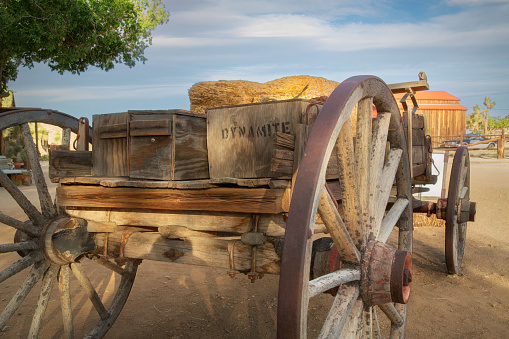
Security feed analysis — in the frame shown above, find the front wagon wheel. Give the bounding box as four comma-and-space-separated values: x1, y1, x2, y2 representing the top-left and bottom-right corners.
277, 76, 413, 338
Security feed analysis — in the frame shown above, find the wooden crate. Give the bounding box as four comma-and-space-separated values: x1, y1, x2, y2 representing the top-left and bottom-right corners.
92, 110, 209, 180
206, 100, 320, 179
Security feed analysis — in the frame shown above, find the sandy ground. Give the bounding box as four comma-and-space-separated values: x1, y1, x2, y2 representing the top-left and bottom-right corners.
0, 157, 508, 338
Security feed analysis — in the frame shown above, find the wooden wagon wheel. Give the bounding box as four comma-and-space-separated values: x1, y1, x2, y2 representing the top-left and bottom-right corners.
277, 76, 413, 338
0, 110, 139, 338
445, 146, 472, 274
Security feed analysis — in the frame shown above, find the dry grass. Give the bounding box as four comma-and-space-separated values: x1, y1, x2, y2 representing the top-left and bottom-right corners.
413, 213, 445, 227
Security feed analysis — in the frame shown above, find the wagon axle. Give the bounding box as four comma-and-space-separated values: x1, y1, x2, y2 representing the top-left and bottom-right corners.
414, 198, 476, 223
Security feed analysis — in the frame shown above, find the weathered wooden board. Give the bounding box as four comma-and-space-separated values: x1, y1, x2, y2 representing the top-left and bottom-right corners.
92, 113, 128, 177
207, 100, 317, 178
129, 113, 173, 180
49, 150, 92, 182
172, 114, 209, 180
128, 110, 208, 181
93, 232, 281, 274
57, 186, 288, 214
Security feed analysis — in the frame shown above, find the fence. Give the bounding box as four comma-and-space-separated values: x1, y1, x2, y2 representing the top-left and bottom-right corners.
431, 133, 508, 159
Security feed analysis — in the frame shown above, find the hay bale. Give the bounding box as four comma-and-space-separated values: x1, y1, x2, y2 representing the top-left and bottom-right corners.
413, 213, 445, 228
188, 75, 339, 113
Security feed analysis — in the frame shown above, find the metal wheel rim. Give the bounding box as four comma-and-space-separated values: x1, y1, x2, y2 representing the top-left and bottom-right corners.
445, 146, 470, 274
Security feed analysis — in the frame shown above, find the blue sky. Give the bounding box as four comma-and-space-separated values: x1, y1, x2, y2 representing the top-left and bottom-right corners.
9, 0, 509, 120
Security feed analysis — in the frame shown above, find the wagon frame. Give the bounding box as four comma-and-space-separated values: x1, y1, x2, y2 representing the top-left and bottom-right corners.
0, 75, 476, 338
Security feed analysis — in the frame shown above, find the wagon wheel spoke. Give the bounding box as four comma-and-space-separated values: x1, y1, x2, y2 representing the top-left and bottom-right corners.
309, 268, 361, 298
318, 189, 361, 264
335, 118, 364, 248
0, 251, 44, 284
373, 307, 382, 338
369, 112, 391, 228
339, 300, 364, 338
0, 170, 45, 226
20, 123, 57, 219
87, 254, 127, 276
360, 308, 373, 338
378, 198, 409, 243
0, 261, 49, 329
58, 265, 74, 339
373, 148, 403, 238
29, 265, 60, 337
0, 212, 41, 236
379, 303, 404, 327
0, 241, 38, 254
355, 97, 373, 234
70, 262, 110, 320
318, 284, 360, 338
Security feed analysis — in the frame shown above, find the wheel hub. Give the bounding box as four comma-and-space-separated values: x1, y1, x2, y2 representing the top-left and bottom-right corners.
361, 241, 412, 306
42, 218, 95, 265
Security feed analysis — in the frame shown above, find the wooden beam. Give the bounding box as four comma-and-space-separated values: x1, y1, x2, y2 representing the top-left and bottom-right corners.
93, 232, 281, 274
57, 186, 288, 214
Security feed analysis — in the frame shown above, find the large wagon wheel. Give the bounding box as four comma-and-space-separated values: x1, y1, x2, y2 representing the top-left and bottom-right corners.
0, 110, 138, 338
445, 146, 472, 274
278, 76, 413, 338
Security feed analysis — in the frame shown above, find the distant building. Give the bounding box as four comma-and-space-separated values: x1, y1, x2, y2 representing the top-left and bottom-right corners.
394, 91, 467, 147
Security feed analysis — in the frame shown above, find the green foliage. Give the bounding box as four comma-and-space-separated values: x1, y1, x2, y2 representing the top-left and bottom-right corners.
54, 130, 62, 144
468, 97, 498, 135
488, 116, 509, 131
0, 0, 169, 96
466, 110, 484, 134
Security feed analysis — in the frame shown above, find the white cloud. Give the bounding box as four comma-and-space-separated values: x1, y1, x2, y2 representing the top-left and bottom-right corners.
444, 0, 509, 6
235, 14, 331, 38
152, 36, 229, 47
19, 84, 189, 102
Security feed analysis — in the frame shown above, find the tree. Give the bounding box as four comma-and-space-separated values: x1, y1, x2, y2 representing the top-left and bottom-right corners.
466, 109, 484, 134
0, 0, 169, 104
468, 97, 497, 135
488, 116, 509, 132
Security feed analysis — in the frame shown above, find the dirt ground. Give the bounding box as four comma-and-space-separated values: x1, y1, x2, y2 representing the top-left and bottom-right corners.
1, 157, 508, 338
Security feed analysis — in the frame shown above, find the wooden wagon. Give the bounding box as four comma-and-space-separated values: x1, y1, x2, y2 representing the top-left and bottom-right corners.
0, 75, 475, 338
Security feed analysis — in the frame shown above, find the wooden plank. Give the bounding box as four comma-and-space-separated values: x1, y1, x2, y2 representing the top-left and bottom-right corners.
57, 186, 287, 214
209, 177, 271, 187
207, 100, 309, 178
130, 119, 171, 136
69, 209, 288, 236
271, 158, 293, 174
49, 150, 92, 182
412, 147, 425, 164
273, 148, 294, 161
275, 132, 295, 149
98, 123, 128, 139
92, 113, 128, 176
129, 114, 173, 180
93, 232, 281, 274
172, 114, 209, 180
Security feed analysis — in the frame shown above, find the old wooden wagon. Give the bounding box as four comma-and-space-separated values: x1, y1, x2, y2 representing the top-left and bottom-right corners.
0, 75, 475, 338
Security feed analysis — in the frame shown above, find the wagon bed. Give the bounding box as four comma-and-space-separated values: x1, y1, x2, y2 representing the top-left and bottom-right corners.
0, 75, 475, 338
